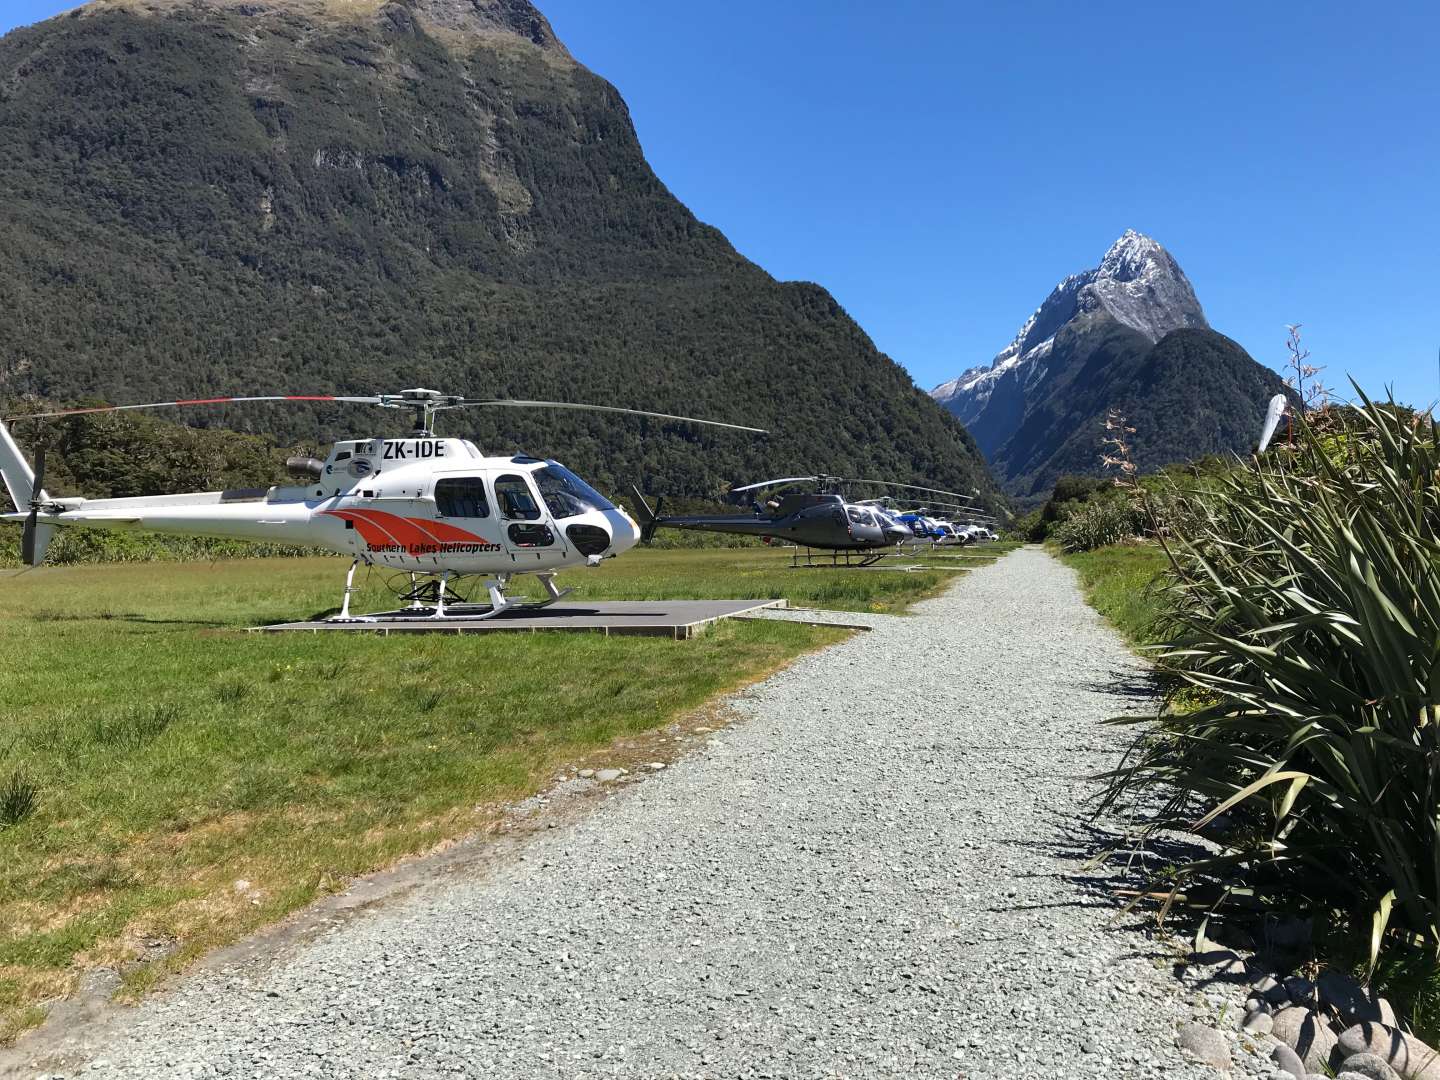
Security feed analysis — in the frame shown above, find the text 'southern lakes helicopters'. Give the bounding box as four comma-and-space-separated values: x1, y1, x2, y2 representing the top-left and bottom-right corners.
629, 475, 980, 564
0, 388, 763, 621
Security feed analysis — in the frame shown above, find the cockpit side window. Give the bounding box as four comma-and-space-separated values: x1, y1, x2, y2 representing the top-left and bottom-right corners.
534, 464, 615, 520
435, 476, 490, 519
495, 474, 543, 521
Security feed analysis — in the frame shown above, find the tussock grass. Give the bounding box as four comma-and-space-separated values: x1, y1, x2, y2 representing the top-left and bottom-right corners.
0, 545, 999, 1043
0, 773, 38, 829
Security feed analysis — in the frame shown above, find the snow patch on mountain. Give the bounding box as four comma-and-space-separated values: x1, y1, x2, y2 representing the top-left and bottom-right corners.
932, 230, 1207, 417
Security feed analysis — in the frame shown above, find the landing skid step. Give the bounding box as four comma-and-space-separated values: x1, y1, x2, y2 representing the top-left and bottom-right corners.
349, 600, 561, 622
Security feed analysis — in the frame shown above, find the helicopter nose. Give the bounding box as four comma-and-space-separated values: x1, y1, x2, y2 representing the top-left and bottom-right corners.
886, 524, 912, 543
604, 507, 640, 554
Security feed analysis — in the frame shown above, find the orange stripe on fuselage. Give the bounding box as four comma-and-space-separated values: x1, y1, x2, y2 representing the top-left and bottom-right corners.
321, 510, 492, 556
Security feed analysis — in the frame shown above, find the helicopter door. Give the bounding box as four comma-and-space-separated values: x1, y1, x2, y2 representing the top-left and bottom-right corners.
431, 474, 495, 557
494, 473, 559, 559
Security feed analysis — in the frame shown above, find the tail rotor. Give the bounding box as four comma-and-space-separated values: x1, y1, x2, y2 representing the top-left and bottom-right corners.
20, 445, 45, 567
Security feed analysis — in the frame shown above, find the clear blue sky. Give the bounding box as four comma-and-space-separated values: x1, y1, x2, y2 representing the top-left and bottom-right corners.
4, 0, 1437, 406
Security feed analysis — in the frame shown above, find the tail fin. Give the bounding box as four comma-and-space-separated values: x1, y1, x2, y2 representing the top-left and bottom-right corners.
628, 485, 662, 544
0, 419, 42, 513
1, 421, 58, 566
24, 522, 56, 567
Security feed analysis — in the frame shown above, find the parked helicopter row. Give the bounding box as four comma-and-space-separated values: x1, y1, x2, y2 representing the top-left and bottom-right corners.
0, 389, 998, 622
629, 478, 997, 555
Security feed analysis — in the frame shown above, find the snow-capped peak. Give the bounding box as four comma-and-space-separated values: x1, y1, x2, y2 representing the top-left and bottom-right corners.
1097, 228, 1164, 282
931, 230, 1207, 418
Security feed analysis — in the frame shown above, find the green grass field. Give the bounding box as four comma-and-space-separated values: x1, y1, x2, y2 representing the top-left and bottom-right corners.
0, 543, 1013, 1043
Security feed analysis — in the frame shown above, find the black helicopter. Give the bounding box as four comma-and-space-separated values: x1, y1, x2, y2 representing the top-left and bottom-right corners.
629, 475, 976, 553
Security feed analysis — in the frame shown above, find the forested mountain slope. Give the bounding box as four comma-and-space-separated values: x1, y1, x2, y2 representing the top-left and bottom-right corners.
0, 0, 1001, 508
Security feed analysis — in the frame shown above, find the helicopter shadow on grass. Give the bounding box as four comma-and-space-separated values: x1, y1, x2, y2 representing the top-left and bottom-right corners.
25, 609, 217, 626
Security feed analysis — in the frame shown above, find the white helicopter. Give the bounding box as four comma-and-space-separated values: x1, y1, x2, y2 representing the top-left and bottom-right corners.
0, 388, 763, 622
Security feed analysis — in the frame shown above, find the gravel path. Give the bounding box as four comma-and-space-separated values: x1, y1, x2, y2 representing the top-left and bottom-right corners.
45, 548, 1233, 1079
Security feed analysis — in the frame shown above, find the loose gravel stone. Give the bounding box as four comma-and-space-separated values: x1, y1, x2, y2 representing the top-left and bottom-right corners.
1178, 1022, 1233, 1070
1243, 1009, 1275, 1035
1274, 1042, 1308, 1079
49, 550, 1228, 1078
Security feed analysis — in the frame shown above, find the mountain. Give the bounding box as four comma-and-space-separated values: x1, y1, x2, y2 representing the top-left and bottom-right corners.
0, 0, 1002, 511
931, 231, 1286, 499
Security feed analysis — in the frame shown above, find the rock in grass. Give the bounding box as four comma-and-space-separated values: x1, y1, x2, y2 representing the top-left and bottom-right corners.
594, 769, 624, 783
1272, 1006, 1338, 1072
1339, 1052, 1403, 1080
1177, 1022, 1232, 1070
577, 769, 595, 779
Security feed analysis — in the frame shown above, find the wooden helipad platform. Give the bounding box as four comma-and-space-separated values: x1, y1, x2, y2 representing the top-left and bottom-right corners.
251, 599, 787, 640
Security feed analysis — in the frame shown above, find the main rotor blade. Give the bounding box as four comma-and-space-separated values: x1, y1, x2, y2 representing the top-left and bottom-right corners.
729, 476, 821, 494
448, 399, 766, 434
918, 500, 981, 511
3, 395, 383, 422
835, 479, 974, 501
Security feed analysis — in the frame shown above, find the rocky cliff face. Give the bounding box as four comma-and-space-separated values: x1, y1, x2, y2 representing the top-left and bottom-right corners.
931, 232, 1284, 499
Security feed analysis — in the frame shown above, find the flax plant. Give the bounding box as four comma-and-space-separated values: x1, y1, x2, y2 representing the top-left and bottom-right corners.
1099, 386, 1440, 972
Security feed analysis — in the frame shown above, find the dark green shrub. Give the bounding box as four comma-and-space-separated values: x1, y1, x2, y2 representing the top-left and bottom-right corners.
1050, 500, 1146, 553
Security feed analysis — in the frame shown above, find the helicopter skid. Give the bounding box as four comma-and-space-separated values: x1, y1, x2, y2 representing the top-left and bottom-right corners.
788, 548, 887, 569
326, 570, 578, 623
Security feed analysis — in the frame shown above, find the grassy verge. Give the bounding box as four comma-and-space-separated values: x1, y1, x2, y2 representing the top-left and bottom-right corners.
0, 544, 1010, 1043
1056, 542, 1168, 647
